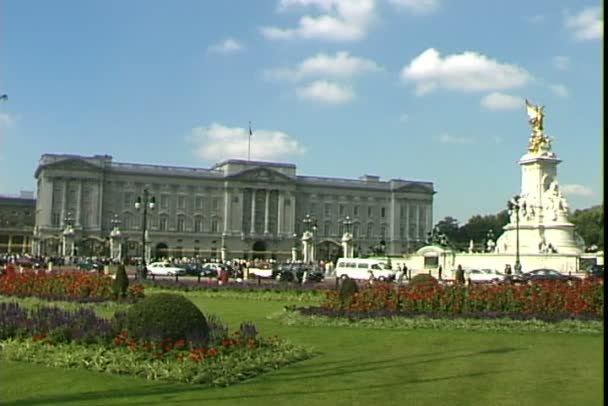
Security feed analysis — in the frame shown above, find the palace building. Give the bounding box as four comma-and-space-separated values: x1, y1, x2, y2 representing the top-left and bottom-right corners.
32, 154, 435, 262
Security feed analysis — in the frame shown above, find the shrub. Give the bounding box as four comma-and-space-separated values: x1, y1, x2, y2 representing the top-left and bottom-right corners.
339, 277, 359, 307
113, 265, 129, 299
409, 273, 439, 288
125, 293, 209, 346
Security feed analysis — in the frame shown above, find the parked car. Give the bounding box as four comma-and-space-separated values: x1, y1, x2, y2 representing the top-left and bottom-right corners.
465, 268, 506, 283
586, 264, 604, 279
511, 268, 580, 283
146, 262, 186, 276
78, 259, 104, 273
275, 263, 324, 283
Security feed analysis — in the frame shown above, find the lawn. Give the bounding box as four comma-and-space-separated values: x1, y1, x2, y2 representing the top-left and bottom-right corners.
0, 292, 604, 406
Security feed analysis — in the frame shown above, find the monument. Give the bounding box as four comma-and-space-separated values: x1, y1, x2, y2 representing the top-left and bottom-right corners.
495, 99, 584, 256
396, 100, 586, 277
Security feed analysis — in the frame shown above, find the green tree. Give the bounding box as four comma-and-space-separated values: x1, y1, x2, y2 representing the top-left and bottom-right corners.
570, 205, 604, 250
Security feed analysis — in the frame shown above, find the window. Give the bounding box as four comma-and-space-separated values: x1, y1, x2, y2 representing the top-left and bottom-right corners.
52, 212, 60, 227
211, 217, 219, 233
159, 215, 168, 231
194, 216, 203, 233
324, 203, 332, 216
195, 196, 204, 210
160, 195, 169, 209
339, 205, 345, 216
354, 206, 359, 216
124, 192, 134, 208
381, 207, 386, 218
368, 207, 373, 217
177, 195, 186, 209
353, 223, 360, 238
367, 223, 373, 238
212, 198, 220, 210
380, 224, 387, 238
176, 215, 185, 232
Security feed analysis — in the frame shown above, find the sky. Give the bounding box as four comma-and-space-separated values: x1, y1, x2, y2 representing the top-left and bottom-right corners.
0, 0, 603, 225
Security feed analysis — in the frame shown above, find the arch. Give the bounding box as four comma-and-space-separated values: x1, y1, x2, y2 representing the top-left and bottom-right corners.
317, 239, 342, 264
252, 240, 267, 259
155, 242, 169, 258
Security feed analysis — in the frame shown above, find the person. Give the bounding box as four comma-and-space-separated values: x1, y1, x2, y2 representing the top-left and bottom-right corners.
438, 265, 443, 280
401, 264, 409, 281
455, 265, 465, 285
504, 264, 512, 276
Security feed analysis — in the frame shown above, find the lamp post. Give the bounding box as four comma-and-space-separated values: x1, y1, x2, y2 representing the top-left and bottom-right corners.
507, 195, 525, 273
62, 211, 75, 264
342, 216, 353, 258
109, 214, 122, 262
135, 189, 155, 278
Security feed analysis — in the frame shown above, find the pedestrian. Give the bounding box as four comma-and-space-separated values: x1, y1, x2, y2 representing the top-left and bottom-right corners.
438, 265, 443, 280
455, 264, 465, 285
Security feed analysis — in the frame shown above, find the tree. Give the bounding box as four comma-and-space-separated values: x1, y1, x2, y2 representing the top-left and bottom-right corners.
569, 205, 604, 250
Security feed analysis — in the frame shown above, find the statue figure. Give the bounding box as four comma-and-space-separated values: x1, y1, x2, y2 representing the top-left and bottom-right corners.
526, 99, 544, 135
525, 99, 552, 154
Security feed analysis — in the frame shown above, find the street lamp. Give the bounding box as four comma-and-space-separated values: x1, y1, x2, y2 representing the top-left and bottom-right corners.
507, 195, 526, 273
61, 211, 76, 264
135, 189, 155, 278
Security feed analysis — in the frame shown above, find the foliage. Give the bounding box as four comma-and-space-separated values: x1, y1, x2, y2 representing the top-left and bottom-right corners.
408, 273, 439, 288
272, 308, 604, 334
319, 279, 604, 320
112, 265, 129, 299
0, 334, 313, 386
338, 277, 359, 308
0, 271, 118, 301
570, 204, 604, 249
0, 302, 118, 344
125, 293, 209, 346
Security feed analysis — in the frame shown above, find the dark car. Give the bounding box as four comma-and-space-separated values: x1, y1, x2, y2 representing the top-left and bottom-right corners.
586, 264, 604, 279
512, 268, 580, 283
276, 264, 324, 283
78, 259, 104, 272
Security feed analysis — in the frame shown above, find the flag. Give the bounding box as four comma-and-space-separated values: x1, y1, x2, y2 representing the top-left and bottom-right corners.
249, 121, 253, 137
0, 94, 7, 101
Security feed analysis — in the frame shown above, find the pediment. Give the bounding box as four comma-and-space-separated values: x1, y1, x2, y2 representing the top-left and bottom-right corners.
395, 183, 435, 194
226, 167, 294, 184
36, 158, 103, 177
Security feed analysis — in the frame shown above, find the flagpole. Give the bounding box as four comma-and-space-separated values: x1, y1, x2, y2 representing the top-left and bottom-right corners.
248, 121, 252, 161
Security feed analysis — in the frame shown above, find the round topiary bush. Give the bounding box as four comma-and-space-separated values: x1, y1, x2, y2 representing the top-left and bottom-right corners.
408, 273, 439, 288
339, 277, 359, 306
125, 293, 209, 345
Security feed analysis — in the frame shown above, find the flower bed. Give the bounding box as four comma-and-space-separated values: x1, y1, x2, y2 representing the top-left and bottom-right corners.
0, 301, 313, 386
0, 271, 144, 302
319, 279, 604, 320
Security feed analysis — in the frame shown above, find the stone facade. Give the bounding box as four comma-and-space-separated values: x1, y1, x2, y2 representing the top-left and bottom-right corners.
33, 154, 435, 261
0, 194, 36, 253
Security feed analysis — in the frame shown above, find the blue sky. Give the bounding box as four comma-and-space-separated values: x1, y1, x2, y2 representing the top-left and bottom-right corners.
0, 0, 603, 225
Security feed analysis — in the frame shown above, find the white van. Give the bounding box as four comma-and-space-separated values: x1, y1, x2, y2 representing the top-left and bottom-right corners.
334, 258, 396, 281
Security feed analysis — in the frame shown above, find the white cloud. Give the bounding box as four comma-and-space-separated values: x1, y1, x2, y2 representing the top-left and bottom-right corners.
264, 51, 381, 81
400, 48, 532, 95
561, 184, 593, 197
261, 0, 376, 41
524, 15, 545, 24
549, 84, 569, 98
436, 133, 474, 144
564, 6, 603, 41
296, 80, 354, 103
0, 113, 16, 127
208, 38, 243, 54
387, 0, 440, 15
188, 123, 306, 161
480, 92, 523, 111
552, 55, 571, 71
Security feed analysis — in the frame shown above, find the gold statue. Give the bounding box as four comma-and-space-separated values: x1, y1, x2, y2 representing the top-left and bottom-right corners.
525, 99, 544, 135
525, 99, 551, 154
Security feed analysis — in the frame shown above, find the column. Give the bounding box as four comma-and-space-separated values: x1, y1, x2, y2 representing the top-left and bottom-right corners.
277, 191, 284, 236
7, 235, 12, 253
75, 180, 83, 227
250, 189, 256, 234
264, 189, 270, 234
62, 179, 68, 221
223, 188, 230, 233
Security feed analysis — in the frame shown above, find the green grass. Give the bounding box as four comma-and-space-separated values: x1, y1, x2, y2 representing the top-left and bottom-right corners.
1, 292, 604, 406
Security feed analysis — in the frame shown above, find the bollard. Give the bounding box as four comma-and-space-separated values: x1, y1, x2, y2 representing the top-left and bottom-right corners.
197, 274, 201, 283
